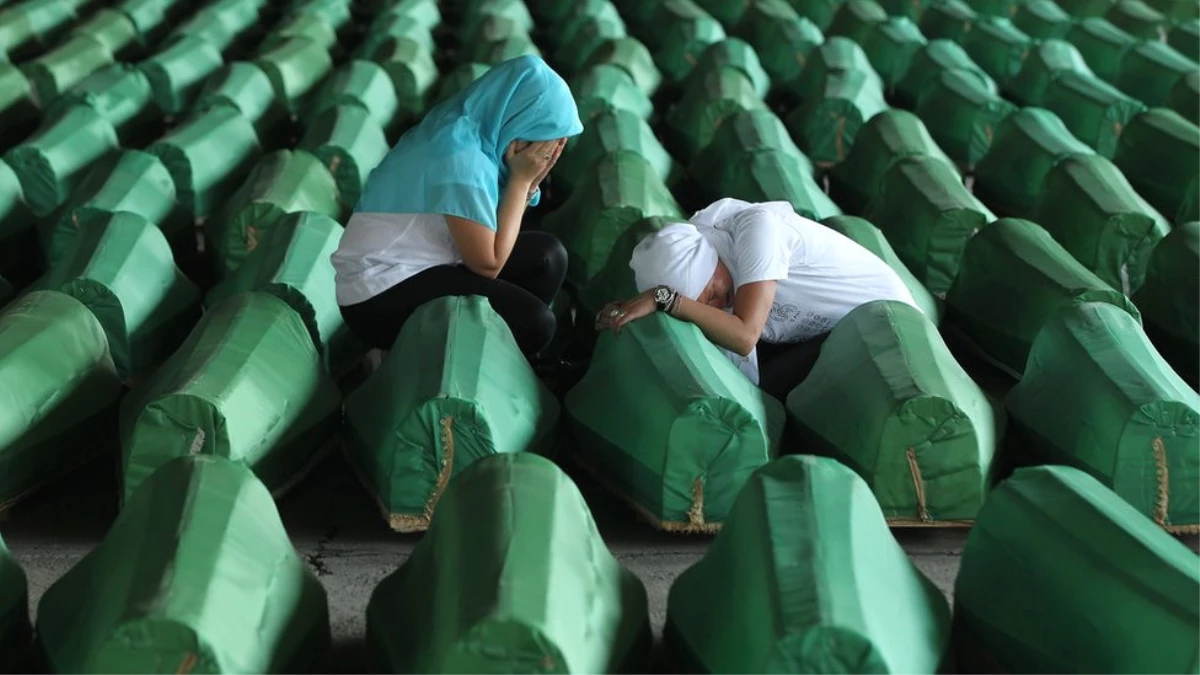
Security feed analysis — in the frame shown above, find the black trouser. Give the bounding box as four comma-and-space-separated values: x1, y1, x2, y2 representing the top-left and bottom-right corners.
756, 333, 830, 402
340, 231, 568, 356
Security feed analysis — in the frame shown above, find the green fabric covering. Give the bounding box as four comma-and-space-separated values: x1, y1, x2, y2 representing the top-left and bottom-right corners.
565, 313, 784, 531
269, 12, 338, 52
67, 8, 137, 59
544, 150, 682, 288
147, 106, 262, 219
138, 35, 224, 115
665, 454, 952, 672
345, 296, 560, 532
733, 0, 824, 87
1105, 0, 1167, 38
20, 35, 112, 107
0, 291, 121, 509
1006, 39, 1095, 105
167, 0, 260, 52
683, 38, 771, 99
376, 37, 438, 124
45, 63, 157, 147
429, 62, 490, 106
667, 67, 766, 160
787, 301, 996, 523
829, 108, 956, 215
690, 108, 812, 186
1057, 0, 1121, 17
1145, 0, 1200, 22
1169, 19, 1200, 61
554, 13, 627, 76
206, 150, 340, 278
1005, 303, 1200, 530
961, 16, 1033, 85
3, 105, 119, 218
1168, 71, 1200, 123
707, 150, 843, 220
207, 212, 360, 375
366, 453, 651, 672
119, 291, 341, 503
37, 455, 331, 673
894, 38, 998, 106
1134, 221, 1199, 383
822, 215, 943, 323
307, 60, 398, 130
826, 0, 889, 44
577, 216, 670, 317
557, 108, 679, 195
918, 0, 977, 42
875, 0, 929, 19
0, 62, 37, 145
0, 534, 29, 663
785, 69, 888, 167
0, 275, 11, 306
866, 154, 995, 295
1179, 175, 1200, 224
299, 103, 387, 210
787, 0, 844, 30
193, 62, 287, 143
473, 34, 542, 65
651, 3, 728, 87
953, 465, 1200, 673
360, 12, 435, 56
1065, 16, 1139, 80
859, 16, 929, 92
0, 1, 76, 59
1033, 153, 1170, 293
376, 0, 441, 31
695, 0, 753, 25
254, 37, 333, 112
946, 217, 1140, 375
551, 0, 623, 49
967, 0, 1020, 16
1042, 70, 1146, 157
42, 149, 179, 265
583, 37, 662, 97
1116, 40, 1198, 106
790, 35, 884, 100
973, 107, 1096, 217
34, 212, 201, 381
120, 0, 186, 45
571, 64, 654, 121
460, 0, 534, 40
1013, 0, 1076, 39
915, 69, 1018, 168
288, 0, 351, 30
1114, 107, 1200, 220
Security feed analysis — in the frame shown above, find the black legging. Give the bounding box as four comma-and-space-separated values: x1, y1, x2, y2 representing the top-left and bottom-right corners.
756, 334, 829, 402
340, 231, 567, 356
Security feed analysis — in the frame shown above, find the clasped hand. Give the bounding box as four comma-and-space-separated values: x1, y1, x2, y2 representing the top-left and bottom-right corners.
594, 291, 656, 335
505, 139, 566, 196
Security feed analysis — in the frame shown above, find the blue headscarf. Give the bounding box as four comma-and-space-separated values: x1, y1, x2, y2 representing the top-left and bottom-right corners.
354, 55, 583, 230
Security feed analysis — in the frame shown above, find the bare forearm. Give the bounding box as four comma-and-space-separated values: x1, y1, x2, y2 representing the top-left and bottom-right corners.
673, 297, 760, 356
489, 178, 531, 274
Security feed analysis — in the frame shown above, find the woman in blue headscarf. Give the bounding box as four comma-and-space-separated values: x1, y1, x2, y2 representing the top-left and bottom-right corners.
331, 55, 583, 356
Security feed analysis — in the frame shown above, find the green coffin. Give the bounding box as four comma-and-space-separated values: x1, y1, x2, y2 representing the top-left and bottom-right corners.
46, 64, 159, 147
1134, 221, 1199, 385
298, 103, 388, 210
255, 36, 333, 112
577, 216, 671, 318
1013, 0, 1076, 39
915, 69, 1018, 169
858, 16, 929, 92
306, 59, 398, 131
953, 464, 1200, 672
665, 455, 952, 672
570, 64, 654, 121
918, 0, 978, 42
193, 62, 287, 144
20, 34, 113, 107
1005, 302, 1199, 531
732, 0, 823, 88
827, 0, 889, 45
1042, 70, 1146, 157
1167, 70, 1200, 124
1006, 39, 1096, 106
4, 104, 119, 217
894, 38, 997, 106
1065, 16, 1138, 80
365, 453, 651, 673
822, 215, 943, 323
119, 291, 342, 504
649, 1, 727, 87
690, 108, 813, 185
1113, 107, 1200, 222
0, 290, 121, 510
1114, 35, 1196, 106
565, 313, 784, 531
344, 295, 559, 532
137, 35, 224, 115
36, 455, 331, 673
556, 108, 680, 196
946, 217, 1140, 376
960, 16, 1033, 86
582, 36, 662, 97
1105, 0, 1168, 39
699, 149, 842, 220
665, 66, 766, 161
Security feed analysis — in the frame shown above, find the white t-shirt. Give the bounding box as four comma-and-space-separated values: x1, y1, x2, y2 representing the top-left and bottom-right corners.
697, 205, 922, 344
331, 212, 461, 306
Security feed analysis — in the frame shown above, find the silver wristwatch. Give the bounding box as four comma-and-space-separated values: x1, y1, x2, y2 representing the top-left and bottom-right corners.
652, 285, 677, 313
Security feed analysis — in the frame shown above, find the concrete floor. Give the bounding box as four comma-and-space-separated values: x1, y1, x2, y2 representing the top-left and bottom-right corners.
2, 449, 968, 672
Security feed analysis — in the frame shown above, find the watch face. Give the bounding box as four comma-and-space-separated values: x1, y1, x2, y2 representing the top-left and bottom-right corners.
654, 287, 670, 303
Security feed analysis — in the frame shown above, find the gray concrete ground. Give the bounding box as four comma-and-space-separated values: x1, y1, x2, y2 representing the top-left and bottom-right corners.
2, 450, 967, 672
7, 446, 1195, 672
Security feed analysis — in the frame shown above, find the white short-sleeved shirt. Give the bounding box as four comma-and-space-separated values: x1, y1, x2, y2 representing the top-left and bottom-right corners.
331, 212, 460, 306
701, 205, 922, 344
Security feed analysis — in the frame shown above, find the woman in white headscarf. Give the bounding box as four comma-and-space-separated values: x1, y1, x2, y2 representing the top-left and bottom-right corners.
595, 198, 922, 400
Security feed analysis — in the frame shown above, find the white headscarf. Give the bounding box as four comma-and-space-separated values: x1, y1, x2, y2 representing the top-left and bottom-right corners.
629, 222, 719, 299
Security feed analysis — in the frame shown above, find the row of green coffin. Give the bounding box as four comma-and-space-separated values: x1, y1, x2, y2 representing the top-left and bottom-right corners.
1, 451, 1195, 672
